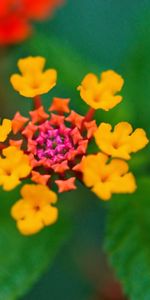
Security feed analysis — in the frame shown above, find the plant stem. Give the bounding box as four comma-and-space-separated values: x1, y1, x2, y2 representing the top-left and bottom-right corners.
33, 96, 42, 109
84, 108, 95, 122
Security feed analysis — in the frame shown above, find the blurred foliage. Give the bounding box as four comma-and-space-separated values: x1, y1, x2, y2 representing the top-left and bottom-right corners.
105, 177, 150, 300
123, 13, 150, 134
105, 14, 150, 300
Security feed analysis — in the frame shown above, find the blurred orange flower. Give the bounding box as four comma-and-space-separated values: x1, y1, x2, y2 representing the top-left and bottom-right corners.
0, 0, 64, 45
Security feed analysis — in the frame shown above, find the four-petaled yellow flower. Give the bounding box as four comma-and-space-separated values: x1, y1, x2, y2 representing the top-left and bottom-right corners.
77, 70, 124, 110
0, 146, 31, 190
0, 119, 12, 142
11, 184, 58, 235
10, 56, 57, 98
95, 122, 149, 160
82, 153, 136, 201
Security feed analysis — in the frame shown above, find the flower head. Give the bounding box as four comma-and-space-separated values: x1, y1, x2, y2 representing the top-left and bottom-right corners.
0, 119, 12, 142
77, 70, 124, 110
0, 0, 64, 45
0, 56, 148, 235
18, 100, 91, 192
22, 0, 64, 20
82, 153, 136, 200
95, 122, 149, 160
0, 146, 31, 190
10, 56, 57, 98
0, 12, 30, 45
11, 184, 58, 235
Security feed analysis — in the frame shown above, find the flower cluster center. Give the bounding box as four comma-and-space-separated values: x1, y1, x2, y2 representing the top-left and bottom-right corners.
35, 124, 74, 164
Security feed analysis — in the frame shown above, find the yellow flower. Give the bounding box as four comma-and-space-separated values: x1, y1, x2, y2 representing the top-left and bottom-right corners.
0, 119, 12, 142
0, 146, 31, 190
11, 184, 58, 235
77, 70, 124, 110
95, 122, 149, 160
10, 56, 57, 98
82, 153, 136, 200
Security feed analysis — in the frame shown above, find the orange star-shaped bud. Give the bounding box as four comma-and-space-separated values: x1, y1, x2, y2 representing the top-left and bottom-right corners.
28, 154, 41, 168
9, 139, 23, 148
70, 127, 82, 144
50, 113, 65, 126
49, 97, 70, 114
42, 158, 53, 168
72, 156, 85, 172
67, 149, 77, 161
84, 120, 97, 139
27, 139, 37, 154
12, 112, 29, 134
66, 110, 84, 129
52, 160, 69, 173
30, 156, 49, 168
29, 106, 49, 123
22, 122, 38, 139
55, 177, 76, 193
76, 140, 88, 154
31, 171, 51, 185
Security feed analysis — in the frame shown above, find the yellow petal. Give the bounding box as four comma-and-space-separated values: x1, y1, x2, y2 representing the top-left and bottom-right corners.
18, 56, 45, 75
41, 205, 58, 226
1, 174, 20, 191
11, 199, 32, 220
99, 93, 122, 111
0, 119, 12, 142
17, 216, 44, 235
112, 172, 137, 194
107, 159, 129, 176
129, 128, 149, 152
82, 153, 108, 186
101, 70, 124, 92
92, 181, 112, 200
78, 73, 98, 90
21, 184, 57, 205
10, 74, 27, 92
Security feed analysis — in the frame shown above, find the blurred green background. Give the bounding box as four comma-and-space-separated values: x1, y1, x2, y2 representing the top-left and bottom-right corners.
1, 0, 150, 299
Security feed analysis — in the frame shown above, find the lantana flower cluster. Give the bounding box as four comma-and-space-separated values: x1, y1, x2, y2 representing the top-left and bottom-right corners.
0, 56, 148, 235
0, 0, 63, 45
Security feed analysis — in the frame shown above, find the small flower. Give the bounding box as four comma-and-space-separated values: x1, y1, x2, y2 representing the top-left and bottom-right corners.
55, 177, 76, 193
11, 184, 58, 235
0, 146, 31, 191
66, 110, 84, 129
49, 97, 70, 114
95, 122, 149, 160
31, 171, 51, 185
0, 118, 12, 142
10, 56, 57, 98
82, 153, 136, 200
77, 70, 124, 110
29, 106, 49, 123
12, 112, 29, 134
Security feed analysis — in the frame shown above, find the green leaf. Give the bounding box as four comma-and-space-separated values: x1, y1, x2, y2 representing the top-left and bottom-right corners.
0, 186, 70, 300
105, 177, 150, 300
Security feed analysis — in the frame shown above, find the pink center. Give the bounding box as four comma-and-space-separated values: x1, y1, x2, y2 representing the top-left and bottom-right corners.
34, 122, 74, 164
